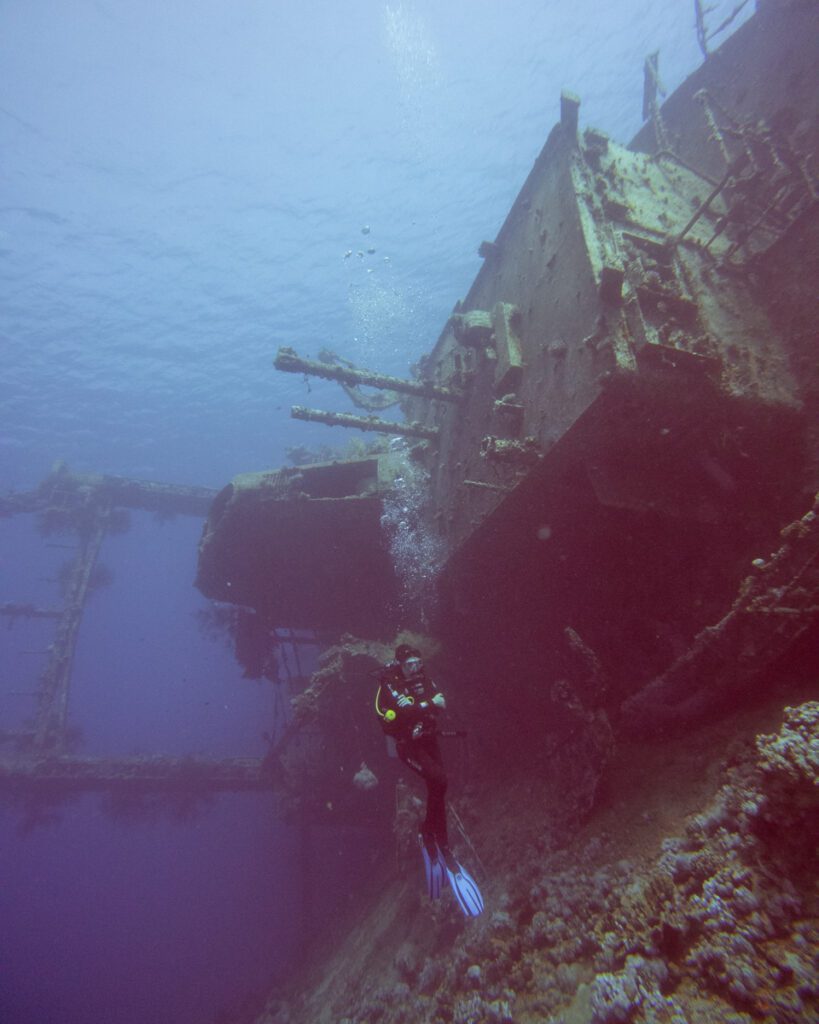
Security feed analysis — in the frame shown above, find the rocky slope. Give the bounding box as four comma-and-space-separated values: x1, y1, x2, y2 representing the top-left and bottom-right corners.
254, 691, 817, 1024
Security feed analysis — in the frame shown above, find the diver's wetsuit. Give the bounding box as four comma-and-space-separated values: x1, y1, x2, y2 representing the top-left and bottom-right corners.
378, 660, 449, 848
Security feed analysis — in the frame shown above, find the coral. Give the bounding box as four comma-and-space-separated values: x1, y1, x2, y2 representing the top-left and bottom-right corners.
453, 993, 514, 1024
417, 958, 445, 995
589, 957, 669, 1023
755, 701, 818, 786
394, 941, 420, 981
589, 970, 641, 1023
573, 703, 817, 1023
750, 702, 818, 873
254, 702, 818, 1024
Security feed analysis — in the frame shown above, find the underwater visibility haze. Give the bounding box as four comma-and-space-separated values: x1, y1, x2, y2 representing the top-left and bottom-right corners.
9, 2, 813, 1024
1, 0, 722, 491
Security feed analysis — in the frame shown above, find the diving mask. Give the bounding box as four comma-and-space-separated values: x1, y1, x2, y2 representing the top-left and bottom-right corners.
401, 656, 424, 680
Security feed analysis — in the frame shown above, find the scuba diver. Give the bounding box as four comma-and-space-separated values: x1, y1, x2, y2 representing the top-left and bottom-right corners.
375, 644, 483, 917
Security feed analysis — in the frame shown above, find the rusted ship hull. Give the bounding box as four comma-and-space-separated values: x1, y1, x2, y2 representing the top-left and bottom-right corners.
197, 2, 817, 718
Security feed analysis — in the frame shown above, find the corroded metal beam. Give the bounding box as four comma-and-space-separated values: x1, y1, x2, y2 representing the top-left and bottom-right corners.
0, 602, 61, 620
621, 493, 819, 735
0, 467, 216, 520
291, 405, 438, 440
90, 475, 217, 516
0, 755, 270, 792
275, 347, 460, 402
33, 515, 107, 751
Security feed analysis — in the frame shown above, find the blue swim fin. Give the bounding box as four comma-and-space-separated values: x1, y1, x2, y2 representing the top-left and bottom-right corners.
438, 845, 484, 917
419, 833, 445, 900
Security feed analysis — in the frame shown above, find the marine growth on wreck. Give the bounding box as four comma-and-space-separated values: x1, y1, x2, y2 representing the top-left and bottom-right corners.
234, 4, 818, 1022
1, 2, 817, 1023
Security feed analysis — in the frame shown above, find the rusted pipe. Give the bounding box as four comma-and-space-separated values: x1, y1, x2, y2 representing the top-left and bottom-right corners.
291, 405, 438, 440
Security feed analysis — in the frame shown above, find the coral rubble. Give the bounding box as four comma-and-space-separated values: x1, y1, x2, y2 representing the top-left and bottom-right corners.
255, 701, 817, 1024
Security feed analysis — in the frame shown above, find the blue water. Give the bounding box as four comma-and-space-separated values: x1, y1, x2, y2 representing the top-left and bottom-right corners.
0, 2, 753, 1021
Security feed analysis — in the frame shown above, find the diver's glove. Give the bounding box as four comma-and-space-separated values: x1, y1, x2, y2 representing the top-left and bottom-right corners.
396, 693, 414, 708
431, 692, 446, 710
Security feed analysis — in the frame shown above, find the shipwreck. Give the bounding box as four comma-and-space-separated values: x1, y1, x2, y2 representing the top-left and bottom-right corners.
196, 0, 818, 755
2, 2, 817, 1022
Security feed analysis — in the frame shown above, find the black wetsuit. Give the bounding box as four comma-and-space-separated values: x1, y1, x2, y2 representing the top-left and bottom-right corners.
378, 661, 448, 848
